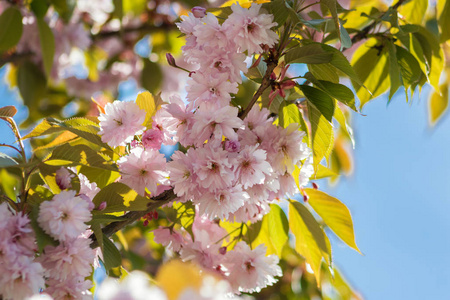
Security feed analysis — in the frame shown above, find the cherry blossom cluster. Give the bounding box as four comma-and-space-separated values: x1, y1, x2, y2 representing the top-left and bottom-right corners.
0, 168, 100, 300
96, 2, 313, 295
154, 214, 282, 294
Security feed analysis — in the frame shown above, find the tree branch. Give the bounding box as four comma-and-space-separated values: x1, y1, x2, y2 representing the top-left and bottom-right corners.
238, 55, 279, 120
347, 0, 407, 48
93, 23, 177, 40
90, 188, 177, 248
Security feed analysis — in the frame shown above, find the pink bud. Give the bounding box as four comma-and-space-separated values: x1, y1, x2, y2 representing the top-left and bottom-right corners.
312, 182, 319, 190
143, 220, 149, 227
166, 53, 177, 67
224, 140, 240, 153
219, 247, 227, 255
192, 6, 206, 18
152, 211, 158, 220
303, 194, 309, 202
98, 201, 107, 211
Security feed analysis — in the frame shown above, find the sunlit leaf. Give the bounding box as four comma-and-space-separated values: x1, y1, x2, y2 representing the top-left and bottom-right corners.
156, 260, 202, 300
398, 0, 427, 25
136, 91, 157, 127
92, 182, 150, 213
289, 200, 331, 285
305, 188, 360, 253
429, 84, 449, 126
438, 0, 450, 42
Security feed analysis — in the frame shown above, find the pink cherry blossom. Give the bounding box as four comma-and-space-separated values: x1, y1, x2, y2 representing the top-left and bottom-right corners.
118, 147, 169, 196
98, 100, 146, 147
235, 145, 272, 189
142, 129, 163, 150
38, 190, 92, 242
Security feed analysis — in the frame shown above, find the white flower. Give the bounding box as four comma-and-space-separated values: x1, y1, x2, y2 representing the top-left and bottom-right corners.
224, 242, 282, 293
38, 190, 92, 242
118, 147, 169, 196
98, 100, 146, 147
299, 156, 314, 187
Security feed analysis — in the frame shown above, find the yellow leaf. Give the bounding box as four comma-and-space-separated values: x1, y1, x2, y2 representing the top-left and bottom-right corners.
429, 84, 449, 126
305, 188, 361, 254
289, 200, 331, 285
136, 91, 156, 127
221, 0, 269, 8
156, 260, 202, 300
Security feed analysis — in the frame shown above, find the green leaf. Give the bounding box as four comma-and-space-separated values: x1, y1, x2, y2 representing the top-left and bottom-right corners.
278, 102, 301, 128
141, 59, 162, 94
30, 205, 58, 252
46, 144, 117, 171
250, 204, 289, 257
308, 63, 340, 83
102, 235, 122, 272
50, 0, 76, 22
0, 169, 18, 200
396, 45, 423, 93
31, 0, 49, 19
289, 200, 331, 284
429, 84, 449, 126
0, 152, 18, 168
270, 0, 289, 28
0, 7, 23, 52
305, 188, 361, 253
398, 0, 428, 25
388, 41, 402, 100
300, 85, 335, 122
0, 106, 17, 118
306, 99, 334, 172
173, 201, 195, 238
285, 44, 333, 64
351, 39, 390, 107
17, 62, 47, 106
37, 18, 55, 77
438, 0, 450, 42
246, 59, 267, 84
92, 182, 150, 213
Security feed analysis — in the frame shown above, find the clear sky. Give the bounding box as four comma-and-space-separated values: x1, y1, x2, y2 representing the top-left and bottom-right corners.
325, 87, 450, 299
1, 67, 449, 299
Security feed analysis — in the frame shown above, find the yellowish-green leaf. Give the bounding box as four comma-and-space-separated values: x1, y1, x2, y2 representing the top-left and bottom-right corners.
437, 0, 450, 42
307, 100, 334, 172
289, 200, 331, 285
398, 0, 427, 25
136, 91, 157, 127
250, 204, 289, 257
92, 182, 150, 213
351, 39, 390, 108
429, 84, 449, 126
0, 7, 23, 51
305, 188, 361, 253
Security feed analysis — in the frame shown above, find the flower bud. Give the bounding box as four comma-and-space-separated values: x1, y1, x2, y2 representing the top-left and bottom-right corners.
192, 6, 206, 18
219, 246, 227, 255
98, 201, 107, 211
224, 140, 240, 153
312, 182, 319, 190
166, 53, 177, 67
152, 211, 159, 220
303, 194, 309, 202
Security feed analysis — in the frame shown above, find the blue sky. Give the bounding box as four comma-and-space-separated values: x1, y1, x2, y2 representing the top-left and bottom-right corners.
1, 66, 450, 298
325, 87, 450, 299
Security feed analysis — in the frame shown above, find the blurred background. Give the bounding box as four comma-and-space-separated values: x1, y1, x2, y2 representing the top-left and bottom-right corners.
1, 0, 450, 299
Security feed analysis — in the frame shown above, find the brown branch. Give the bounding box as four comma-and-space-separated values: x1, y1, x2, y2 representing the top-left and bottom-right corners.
238, 55, 279, 120
0, 51, 34, 68
346, 0, 407, 49
90, 188, 177, 249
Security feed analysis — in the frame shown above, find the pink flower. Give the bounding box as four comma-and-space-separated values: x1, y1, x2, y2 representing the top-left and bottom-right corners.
187, 72, 238, 109
196, 185, 249, 220
38, 190, 92, 242
98, 100, 146, 147
192, 145, 235, 191
224, 242, 282, 293
152, 107, 179, 146
39, 238, 96, 281
0, 256, 45, 300
299, 156, 314, 187
224, 140, 240, 153
167, 149, 200, 199
191, 106, 244, 147
142, 129, 163, 150
55, 167, 74, 190
118, 147, 169, 196
45, 277, 93, 300
153, 227, 186, 252
193, 13, 229, 49
235, 145, 273, 189
223, 3, 278, 55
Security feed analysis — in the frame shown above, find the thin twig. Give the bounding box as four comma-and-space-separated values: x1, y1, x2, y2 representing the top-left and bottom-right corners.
90, 188, 177, 248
